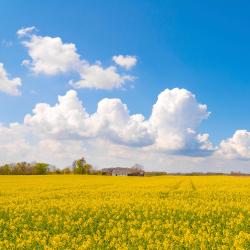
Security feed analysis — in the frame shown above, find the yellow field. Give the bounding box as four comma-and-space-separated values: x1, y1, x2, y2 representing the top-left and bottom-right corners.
0, 176, 250, 249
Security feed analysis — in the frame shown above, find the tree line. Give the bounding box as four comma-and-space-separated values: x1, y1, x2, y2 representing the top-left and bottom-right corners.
0, 157, 102, 175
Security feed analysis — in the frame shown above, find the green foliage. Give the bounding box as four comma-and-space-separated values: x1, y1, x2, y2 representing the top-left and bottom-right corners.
83, 163, 94, 174
0, 164, 11, 175
33, 163, 49, 175
0, 156, 95, 175
73, 157, 93, 174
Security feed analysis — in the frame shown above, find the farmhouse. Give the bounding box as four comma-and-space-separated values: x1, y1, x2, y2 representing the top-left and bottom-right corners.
102, 167, 145, 176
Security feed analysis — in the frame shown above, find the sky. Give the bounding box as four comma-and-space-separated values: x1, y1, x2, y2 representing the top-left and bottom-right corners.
0, 0, 250, 172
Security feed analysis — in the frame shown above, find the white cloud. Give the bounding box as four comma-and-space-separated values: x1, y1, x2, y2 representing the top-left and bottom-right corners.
24, 90, 90, 138
19, 28, 135, 89
33, 139, 87, 167
23, 88, 213, 152
1, 88, 250, 171
218, 130, 250, 160
0, 63, 22, 96
22, 35, 80, 75
0, 123, 31, 163
0, 123, 85, 166
70, 63, 134, 89
112, 55, 137, 70
149, 88, 212, 153
17, 26, 36, 37
24, 89, 154, 146
1, 123, 249, 172
89, 98, 155, 146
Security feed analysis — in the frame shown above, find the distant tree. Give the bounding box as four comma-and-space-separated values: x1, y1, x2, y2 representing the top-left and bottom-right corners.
48, 165, 57, 173
0, 159, 94, 175
73, 157, 86, 174
83, 163, 94, 174
72, 157, 94, 174
0, 164, 11, 175
91, 170, 102, 175
55, 169, 62, 174
33, 163, 49, 175
24, 163, 33, 175
62, 167, 71, 174
13, 162, 27, 175
72, 157, 86, 168
131, 163, 144, 171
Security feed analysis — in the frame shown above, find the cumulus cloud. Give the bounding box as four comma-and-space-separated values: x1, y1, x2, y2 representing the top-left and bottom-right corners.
23, 88, 213, 152
24, 89, 154, 146
90, 98, 155, 146
22, 35, 80, 75
18, 27, 135, 89
149, 88, 212, 153
24, 90, 91, 139
218, 130, 250, 160
1, 87, 250, 170
17, 26, 36, 37
112, 55, 137, 70
0, 63, 22, 95
70, 63, 134, 89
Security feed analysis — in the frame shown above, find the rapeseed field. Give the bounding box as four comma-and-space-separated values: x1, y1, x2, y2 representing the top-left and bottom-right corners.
0, 175, 249, 249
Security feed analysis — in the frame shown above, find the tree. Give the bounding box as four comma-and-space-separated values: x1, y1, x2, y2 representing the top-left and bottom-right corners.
33, 163, 49, 175
48, 165, 57, 173
83, 163, 94, 174
73, 157, 86, 174
62, 167, 71, 174
0, 164, 11, 175
131, 163, 144, 171
72, 157, 94, 174
13, 162, 28, 175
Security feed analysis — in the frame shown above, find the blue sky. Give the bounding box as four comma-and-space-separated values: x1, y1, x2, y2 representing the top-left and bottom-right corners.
0, 1, 250, 170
